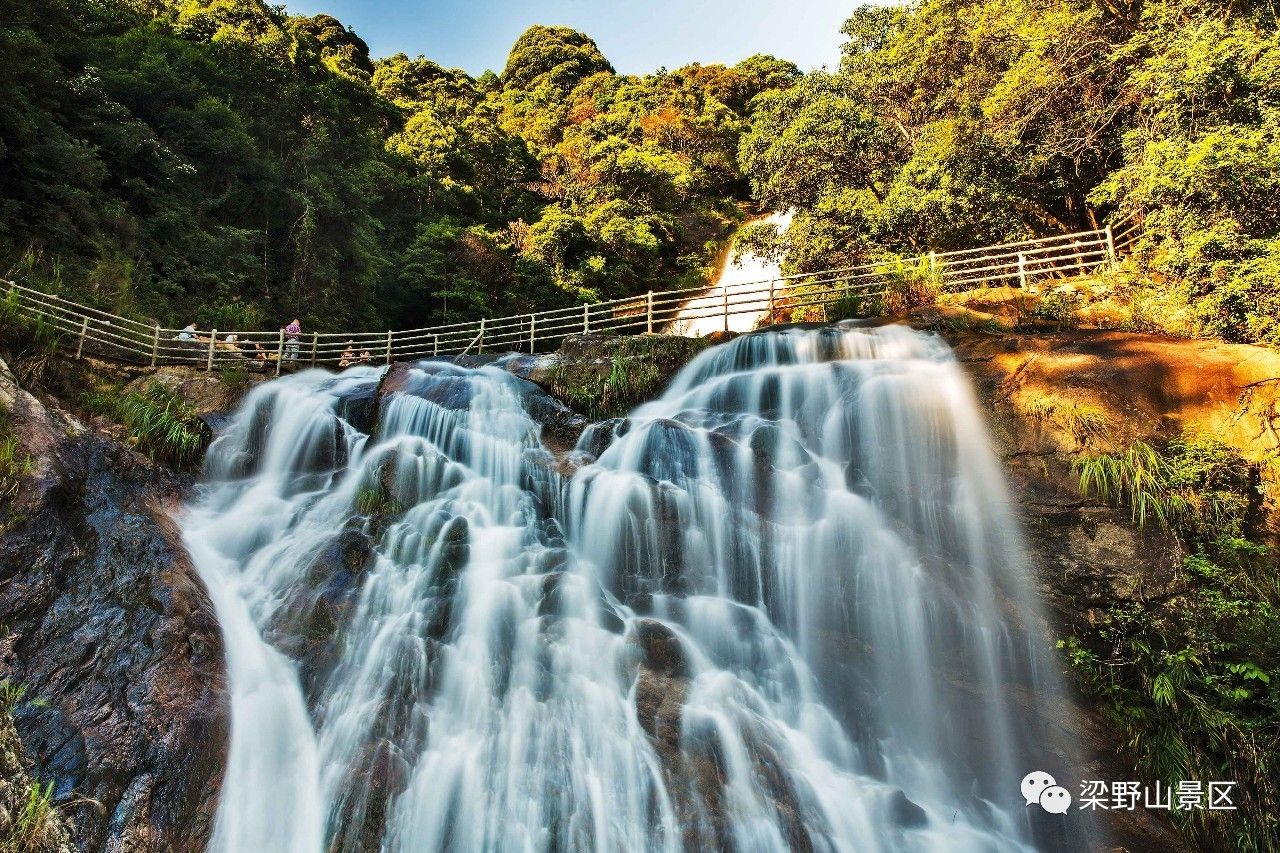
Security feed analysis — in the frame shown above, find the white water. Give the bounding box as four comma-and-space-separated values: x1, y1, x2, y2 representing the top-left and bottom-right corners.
675, 211, 793, 336
184, 324, 1093, 852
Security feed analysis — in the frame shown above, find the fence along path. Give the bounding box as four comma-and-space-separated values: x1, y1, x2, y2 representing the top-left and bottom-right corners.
2, 220, 1133, 372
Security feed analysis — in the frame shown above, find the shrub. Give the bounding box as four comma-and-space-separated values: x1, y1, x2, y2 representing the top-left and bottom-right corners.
1031, 288, 1083, 328
1066, 435, 1279, 848
876, 254, 942, 315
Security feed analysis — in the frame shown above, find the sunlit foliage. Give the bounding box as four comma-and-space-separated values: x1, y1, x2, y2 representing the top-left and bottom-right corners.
0, 1, 797, 332
741, 0, 1280, 344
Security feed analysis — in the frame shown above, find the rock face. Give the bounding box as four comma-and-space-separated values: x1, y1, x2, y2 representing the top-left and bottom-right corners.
946, 329, 1280, 624
0, 359, 227, 851
936, 328, 1280, 853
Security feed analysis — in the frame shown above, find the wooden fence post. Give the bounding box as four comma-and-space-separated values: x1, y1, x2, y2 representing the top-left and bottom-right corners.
1104, 224, 1117, 268
1017, 252, 1027, 289
151, 325, 160, 367
582, 303, 589, 334
311, 332, 318, 366
768, 280, 776, 325
646, 291, 654, 334
433, 334, 439, 357
529, 314, 536, 353
76, 317, 89, 360
479, 317, 486, 352
722, 287, 729, 334
385, 330, 392, 365
275, 328, 284, 376
207, 329, 218, 372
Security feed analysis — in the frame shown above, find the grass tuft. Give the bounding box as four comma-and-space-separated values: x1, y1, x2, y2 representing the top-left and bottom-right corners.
82, 382, 208, 470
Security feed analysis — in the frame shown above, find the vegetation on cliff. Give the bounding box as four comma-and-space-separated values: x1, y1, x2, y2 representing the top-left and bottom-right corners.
0, 682, 73, 853
81, 382, 209, 470
1067, 434, 1278, 849
741, 1, 1280, 346
544, 334, 713, 420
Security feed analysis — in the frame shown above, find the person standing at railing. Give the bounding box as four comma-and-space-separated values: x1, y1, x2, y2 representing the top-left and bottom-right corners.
283, 318, 301, 361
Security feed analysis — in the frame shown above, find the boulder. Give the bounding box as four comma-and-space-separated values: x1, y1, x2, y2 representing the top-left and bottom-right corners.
517, 333, 713, 421
0, 358, 227, 852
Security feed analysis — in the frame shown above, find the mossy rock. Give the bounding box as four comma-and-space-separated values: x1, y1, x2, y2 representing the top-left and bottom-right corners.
540, 334, 714, 420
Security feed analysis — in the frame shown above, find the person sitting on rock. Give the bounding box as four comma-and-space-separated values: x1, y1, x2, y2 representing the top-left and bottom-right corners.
359, 349, 373, 364
339, 342, 356, 367
176, 323, 197, 341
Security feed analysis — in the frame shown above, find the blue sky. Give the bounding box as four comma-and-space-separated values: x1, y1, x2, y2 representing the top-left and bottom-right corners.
284, 0, 854, 76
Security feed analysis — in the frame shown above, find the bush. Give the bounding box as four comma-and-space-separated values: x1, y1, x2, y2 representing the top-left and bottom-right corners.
1031, 288, 1083, 328
1067, 435, 1279, 848
876, 255, 942, 315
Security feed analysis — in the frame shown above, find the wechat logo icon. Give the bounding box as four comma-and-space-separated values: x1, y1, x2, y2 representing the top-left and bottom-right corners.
1022, 771, 1072, 814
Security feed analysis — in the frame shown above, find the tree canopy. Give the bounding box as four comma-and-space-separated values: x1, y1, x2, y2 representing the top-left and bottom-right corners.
741, 0, 1280, 345
0, 1, 797, 332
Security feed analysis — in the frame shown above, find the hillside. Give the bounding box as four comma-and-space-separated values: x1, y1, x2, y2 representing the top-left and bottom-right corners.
1, 0, 798, 332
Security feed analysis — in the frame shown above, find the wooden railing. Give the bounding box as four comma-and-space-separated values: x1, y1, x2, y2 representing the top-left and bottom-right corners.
0, 219, 1135, 370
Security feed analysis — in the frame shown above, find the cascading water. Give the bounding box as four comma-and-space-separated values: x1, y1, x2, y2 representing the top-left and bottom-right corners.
675, 211, 793, 336
183, 323, 1094, 852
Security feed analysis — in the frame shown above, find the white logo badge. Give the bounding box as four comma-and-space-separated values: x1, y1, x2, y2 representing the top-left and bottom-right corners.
1022, 771, 1073, 813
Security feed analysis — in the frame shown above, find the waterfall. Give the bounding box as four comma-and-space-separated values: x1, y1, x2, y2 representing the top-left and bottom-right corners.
183, 323, 1093, 852
675, 211, 793, 336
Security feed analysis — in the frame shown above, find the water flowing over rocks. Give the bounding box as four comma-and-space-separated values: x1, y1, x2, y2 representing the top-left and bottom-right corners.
0, 358, 227, 852
181, 326, 1110, 852
6, 321, 1273, 851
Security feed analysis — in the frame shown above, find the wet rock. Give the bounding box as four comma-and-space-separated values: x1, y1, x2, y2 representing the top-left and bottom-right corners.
630, 619, 688, 679
379, 361, 473, 411
0, 358, 227, 852
574, 418, 625, 459
272, 521, 376, 701
335, 378, 381, 434
887, 789, 928, 829
422, 516, 469, 641
536, 572, 568, 618
516, 389, 589, 452
328, 739, 413, 853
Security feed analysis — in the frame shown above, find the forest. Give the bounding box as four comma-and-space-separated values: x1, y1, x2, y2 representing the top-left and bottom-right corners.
0, 0, 798, 331
3, 1, 1278, 345
742, 0, 1280, 346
